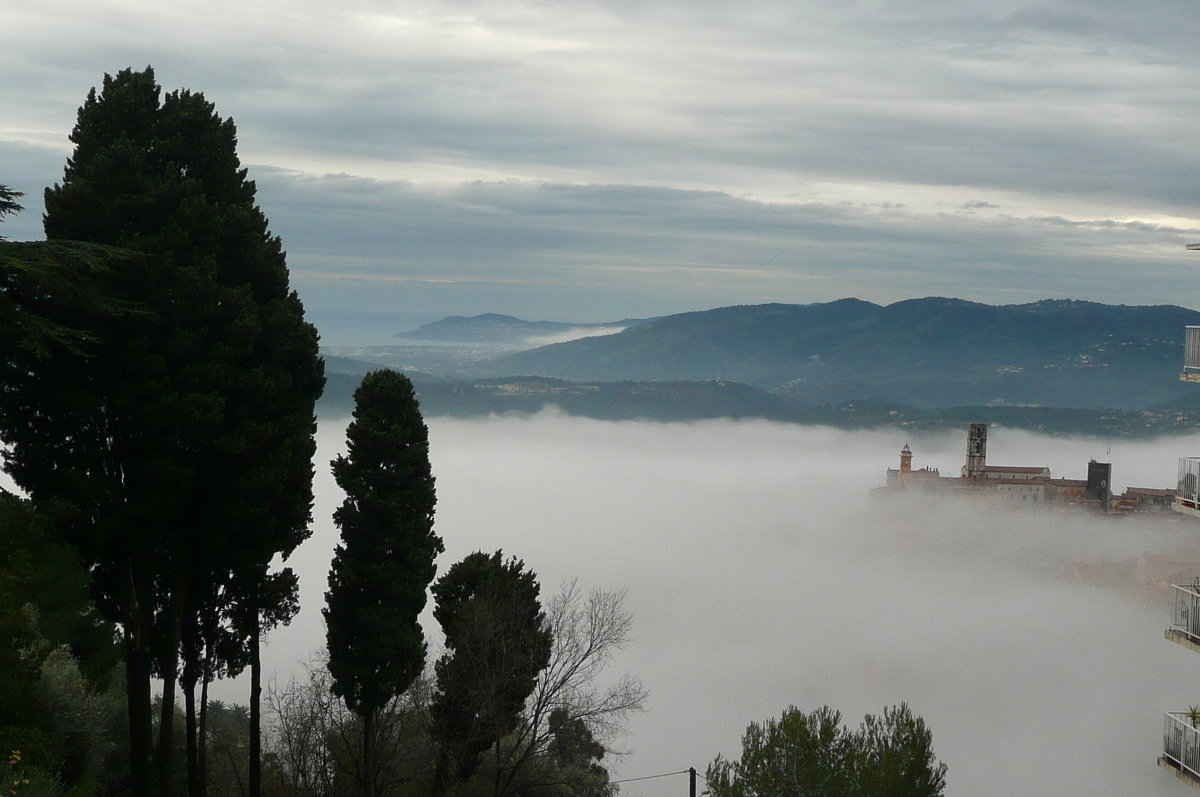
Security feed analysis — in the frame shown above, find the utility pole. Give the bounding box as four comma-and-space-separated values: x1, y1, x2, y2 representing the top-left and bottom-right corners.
689, 767, 697, 797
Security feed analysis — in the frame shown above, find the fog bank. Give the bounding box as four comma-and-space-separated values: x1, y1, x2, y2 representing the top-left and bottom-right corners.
208, 414, 1200, 794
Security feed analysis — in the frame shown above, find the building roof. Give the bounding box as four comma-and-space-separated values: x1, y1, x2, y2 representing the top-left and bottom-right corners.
1126, 487, 1176, 497
982, 465, 1050, 474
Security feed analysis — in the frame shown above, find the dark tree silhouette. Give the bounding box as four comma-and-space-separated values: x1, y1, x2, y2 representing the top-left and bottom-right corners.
0, 184, 23, 239
707, 703, 947, 797
1, 66, 323, 797
324, 369, 442, 797
430, 551, 553, 794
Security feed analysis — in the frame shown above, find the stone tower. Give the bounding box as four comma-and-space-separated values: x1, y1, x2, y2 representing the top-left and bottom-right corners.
965, 422, 987, 479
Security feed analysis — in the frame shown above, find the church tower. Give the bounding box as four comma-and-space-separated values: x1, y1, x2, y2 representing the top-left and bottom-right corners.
965, 422, 987, 479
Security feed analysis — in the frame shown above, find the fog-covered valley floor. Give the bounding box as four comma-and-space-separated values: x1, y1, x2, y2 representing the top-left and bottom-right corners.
227, 413, 1200, 795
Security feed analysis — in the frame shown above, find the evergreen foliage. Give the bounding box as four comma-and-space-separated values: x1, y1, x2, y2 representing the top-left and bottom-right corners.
326, 370, 441, 716
430, 551, 553, 790
325, 369, 442, 797
706, 703, 947, 797
0, 182, 137, 361
0, 491, 120, 685
0, 66, 323, 797
0, 493, 127, 795
0, 184, 22, 239
544, 708, 614, 796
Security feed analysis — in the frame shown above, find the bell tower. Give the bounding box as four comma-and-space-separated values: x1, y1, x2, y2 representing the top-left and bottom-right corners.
965, 422, 987, 479
900, 443, 913, 474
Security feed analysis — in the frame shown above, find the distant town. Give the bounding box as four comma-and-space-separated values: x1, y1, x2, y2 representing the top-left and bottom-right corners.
879, 421, 1177, 515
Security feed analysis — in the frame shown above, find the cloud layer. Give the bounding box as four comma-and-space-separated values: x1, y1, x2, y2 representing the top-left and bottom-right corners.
5, 1, 1200, 328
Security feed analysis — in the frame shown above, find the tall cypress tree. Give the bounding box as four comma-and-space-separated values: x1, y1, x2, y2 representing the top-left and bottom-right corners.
0, 66, 324, 797
325, 369, 442, 797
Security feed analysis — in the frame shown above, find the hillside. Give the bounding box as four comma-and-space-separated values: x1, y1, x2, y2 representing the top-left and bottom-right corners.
485, 298, 1200, 409
314, 372, 1200, 438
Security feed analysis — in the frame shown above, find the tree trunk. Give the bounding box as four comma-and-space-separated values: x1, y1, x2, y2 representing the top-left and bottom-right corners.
249, 605, 261, 797
183, 673, 198, 797
363, 708, 376, 797
198, 669, 210, 797
181, 593, 207, 797
157, 664, 178, 797
123, 554, 155, 797
157, 577, 186, 797
125, 623, 155, 797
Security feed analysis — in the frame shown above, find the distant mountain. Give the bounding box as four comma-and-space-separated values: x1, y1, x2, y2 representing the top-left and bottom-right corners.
484, 298, 1200, 409
395, 313, 655, 344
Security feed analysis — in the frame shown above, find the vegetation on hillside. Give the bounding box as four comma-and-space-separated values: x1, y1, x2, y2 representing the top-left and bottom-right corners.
481, 298, 1200, 409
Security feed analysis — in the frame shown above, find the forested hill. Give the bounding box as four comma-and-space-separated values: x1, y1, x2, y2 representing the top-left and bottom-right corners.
485, 298, 1200, 409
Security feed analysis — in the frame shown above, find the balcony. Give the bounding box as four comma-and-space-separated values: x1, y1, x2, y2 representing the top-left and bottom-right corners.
1161, 712, 1200, 790
1183, 327, 1200, 383
1175, 458, 1200, 520
1166, 583, 1200, 654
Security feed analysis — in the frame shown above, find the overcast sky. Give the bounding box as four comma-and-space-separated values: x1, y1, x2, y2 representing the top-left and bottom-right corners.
5, 0, 1200, 334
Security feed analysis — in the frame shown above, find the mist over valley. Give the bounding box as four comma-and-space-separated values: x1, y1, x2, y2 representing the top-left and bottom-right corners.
12, 10, 1200, 792
242, 412, 1200, 796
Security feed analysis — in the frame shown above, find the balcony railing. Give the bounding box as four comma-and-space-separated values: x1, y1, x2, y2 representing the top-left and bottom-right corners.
1176, 458, 1200, 517
1164, 712, 1200, 781
1186, 327, 1200, 374
1169, 584, 1200, 643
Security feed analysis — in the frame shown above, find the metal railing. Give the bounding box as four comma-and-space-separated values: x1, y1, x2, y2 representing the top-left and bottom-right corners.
1164, 712, 1200, 779
1186, 327, 1200, 373
1169, 584, 1200, 641
1178, 458, 1200, 509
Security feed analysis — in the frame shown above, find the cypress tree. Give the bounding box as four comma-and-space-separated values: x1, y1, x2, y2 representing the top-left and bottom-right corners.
0, 66, 324, 797
324, 370, 442, 797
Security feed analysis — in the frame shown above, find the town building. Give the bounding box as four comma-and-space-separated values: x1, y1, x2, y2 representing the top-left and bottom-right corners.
881, 423, 1157, 512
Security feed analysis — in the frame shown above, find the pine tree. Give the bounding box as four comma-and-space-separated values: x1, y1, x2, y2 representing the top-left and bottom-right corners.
430, 551, 553, 794
706, 703, 947, 797
325, 370, 442, 797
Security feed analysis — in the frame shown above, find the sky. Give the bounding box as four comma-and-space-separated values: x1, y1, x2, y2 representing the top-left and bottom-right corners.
5, 0, 1200, 337
233, 413, 1200, 796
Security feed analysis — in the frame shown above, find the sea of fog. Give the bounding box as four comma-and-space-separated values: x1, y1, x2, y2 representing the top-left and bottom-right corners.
32, 412, 1200, 795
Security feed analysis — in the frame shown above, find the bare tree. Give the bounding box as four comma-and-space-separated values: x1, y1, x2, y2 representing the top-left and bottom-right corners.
487, 581, 647, 796
265, 661, 434, 797
264, 668, 342, 796
265, 581, 644, 797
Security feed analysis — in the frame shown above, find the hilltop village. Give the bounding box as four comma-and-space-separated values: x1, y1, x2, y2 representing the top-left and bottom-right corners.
881, 422, 1176, 515
878, 423, 1200, 602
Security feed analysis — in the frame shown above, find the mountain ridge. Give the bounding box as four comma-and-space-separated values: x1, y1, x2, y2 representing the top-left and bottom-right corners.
479, 297, 1200, 409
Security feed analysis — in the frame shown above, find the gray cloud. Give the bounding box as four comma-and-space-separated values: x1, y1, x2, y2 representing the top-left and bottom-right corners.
259, 171, 1200, 323
4, 0, 1200, 330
